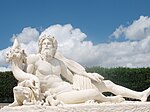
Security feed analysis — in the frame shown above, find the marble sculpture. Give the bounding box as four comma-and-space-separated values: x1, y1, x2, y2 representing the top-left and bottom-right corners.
6, 34, 150, 106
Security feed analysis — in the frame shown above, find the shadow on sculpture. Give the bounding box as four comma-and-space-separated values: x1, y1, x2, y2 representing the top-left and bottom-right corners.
5, 34, 150, 106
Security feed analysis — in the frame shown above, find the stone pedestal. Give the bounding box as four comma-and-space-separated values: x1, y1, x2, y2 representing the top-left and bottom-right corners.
1, 101, 150, 112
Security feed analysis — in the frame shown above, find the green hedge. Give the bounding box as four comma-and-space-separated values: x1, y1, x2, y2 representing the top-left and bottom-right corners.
86, 67, 150, 91
86, 67, 150, 101
0, 71, 17, 103
0, 67, 150, 102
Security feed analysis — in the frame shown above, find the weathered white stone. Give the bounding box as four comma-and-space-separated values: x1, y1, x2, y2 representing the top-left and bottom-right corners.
1, 102, 150, 112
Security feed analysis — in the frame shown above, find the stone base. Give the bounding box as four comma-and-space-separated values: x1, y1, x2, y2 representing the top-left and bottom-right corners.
1, 101, 150, 112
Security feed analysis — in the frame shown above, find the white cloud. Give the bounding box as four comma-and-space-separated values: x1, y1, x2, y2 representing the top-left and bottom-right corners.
40, 24, 86, 45
1, 20, 150, 71
39, 23, 150, 68
111, 16, 150, 40
111, 25, 126, 39
0, 27, 39, 71
0, 47, 11, 71
11, 27, 39, 54
21, 41, 38, 54
11, 27, 39, 44
0, 67, 11, 72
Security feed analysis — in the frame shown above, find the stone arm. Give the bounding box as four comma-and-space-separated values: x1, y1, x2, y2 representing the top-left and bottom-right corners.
55, 52, 104, 83
26, 54, 40, 74
59, 60, 103, 90
60, 61, 73, 83
26, 64, 34, 74
25, 54, 42, 100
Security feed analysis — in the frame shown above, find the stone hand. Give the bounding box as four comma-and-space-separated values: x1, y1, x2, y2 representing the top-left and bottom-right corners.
87, 73, 104, 82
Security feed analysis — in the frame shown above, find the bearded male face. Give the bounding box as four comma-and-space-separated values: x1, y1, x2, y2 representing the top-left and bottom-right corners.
40, 38, 56, 58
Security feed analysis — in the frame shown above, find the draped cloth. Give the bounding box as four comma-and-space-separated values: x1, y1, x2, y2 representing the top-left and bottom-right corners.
73, 74, 93, 90
55, 52, 94, 90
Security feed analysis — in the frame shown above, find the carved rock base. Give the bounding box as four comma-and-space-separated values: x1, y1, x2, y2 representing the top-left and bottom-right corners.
1, 101, 150, 112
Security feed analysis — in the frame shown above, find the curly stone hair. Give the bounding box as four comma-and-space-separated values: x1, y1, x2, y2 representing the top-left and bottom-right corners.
38, 34, 58, 53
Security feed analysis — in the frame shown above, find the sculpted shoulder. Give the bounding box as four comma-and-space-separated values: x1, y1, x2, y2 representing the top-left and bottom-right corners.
26, 54, 40, 65
53, 57, 65, 66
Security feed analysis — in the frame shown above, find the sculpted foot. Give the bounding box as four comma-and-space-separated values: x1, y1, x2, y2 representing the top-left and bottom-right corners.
110, 95, 125, 103
141, 87, 150, 102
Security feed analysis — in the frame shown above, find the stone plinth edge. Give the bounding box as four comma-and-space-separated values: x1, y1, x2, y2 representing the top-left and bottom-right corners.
1, 101, 150, 112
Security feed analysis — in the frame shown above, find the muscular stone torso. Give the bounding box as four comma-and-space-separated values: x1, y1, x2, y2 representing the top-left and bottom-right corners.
34, 57, 63, 92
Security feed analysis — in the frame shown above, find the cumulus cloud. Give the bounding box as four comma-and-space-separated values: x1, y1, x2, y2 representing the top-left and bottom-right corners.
11, 27, 39, 44
39, 23, 150, 67
1, 18, 150, 71
111, 25, 126, 39
40, 24, 86, 46
11, 27, 39, 54
0, 27, 39, 72
111, 16, 150, 40
0, 67, 11, 72
0, 47, 11, 71
40, 24, 87, 57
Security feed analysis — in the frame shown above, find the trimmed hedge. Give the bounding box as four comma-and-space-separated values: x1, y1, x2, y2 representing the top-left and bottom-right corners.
86, 67, 150, 91
86, 67, 150, 101
0, 71, 17, 102
0, 67, 150, 102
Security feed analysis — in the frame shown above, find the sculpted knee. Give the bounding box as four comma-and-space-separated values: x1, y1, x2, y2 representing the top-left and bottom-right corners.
105, 80, 114, 89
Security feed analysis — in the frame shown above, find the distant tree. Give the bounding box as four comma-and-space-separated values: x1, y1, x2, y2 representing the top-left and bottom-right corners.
0, 71, 17, 102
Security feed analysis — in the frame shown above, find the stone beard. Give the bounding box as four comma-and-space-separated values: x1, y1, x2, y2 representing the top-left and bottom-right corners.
41, 48, 56, 59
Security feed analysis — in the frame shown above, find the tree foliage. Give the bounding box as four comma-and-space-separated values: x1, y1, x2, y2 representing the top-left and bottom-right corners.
86, 67, 150, 101
0, 71, 17, 102
86, 67, 150, 91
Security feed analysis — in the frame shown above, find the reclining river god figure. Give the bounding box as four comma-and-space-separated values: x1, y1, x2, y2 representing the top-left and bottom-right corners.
6, 34, 150, 106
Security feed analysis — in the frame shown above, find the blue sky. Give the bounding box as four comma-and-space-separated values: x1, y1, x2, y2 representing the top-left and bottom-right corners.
1, 0, 150, 49
1, 0, 150, 70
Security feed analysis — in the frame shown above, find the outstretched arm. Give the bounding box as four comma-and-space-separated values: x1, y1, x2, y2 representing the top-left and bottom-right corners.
60, 61, 73, 83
